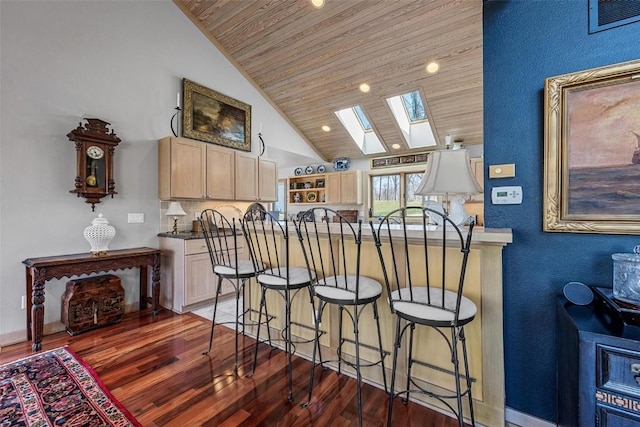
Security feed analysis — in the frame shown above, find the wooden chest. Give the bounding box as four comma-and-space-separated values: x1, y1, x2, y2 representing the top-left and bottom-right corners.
61, 274, 124, 335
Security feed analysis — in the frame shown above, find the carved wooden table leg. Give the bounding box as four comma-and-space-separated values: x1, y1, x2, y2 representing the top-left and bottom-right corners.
152, 253, 161, 315
31, 268, 46, 351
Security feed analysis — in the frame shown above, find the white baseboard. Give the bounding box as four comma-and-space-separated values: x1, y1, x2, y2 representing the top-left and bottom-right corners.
505, 407, 555, 427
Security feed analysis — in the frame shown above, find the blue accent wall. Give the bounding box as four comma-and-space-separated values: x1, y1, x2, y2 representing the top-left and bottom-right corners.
484, 1, 640, 422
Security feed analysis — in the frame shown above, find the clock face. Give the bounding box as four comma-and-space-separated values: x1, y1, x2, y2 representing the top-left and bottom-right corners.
86, 145, 104, 160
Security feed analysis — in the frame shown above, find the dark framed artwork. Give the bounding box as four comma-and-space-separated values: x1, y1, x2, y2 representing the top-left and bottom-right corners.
182, 78, 251, 151
315, 179, 325, 188
544, 59, 640, 234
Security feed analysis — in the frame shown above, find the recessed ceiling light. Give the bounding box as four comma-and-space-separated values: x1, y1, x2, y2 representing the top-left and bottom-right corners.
311, 0, 324, 8
359, 83, 370, 93
391, 143, 401, 149
426, 61, 440, 74
322, 125, 331, 132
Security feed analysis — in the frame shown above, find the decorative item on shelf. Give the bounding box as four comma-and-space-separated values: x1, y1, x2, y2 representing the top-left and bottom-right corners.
166, 201, 187, 234
317, 164, 326, 173
294, 167, 303, 176
612, 245, 640, 305
307, 192, 317, 202
304, 182, 312, 189
305, 165, 315, 174
83, 214, 116, 256
171, 92, 181, 137
415, 145, 483, 226
315, 178, 325, 188
333, 157, 351, 171
67, 118, 121, 211
293, 193, 301, 203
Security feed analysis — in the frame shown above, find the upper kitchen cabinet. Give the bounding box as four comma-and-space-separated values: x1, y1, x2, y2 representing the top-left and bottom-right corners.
325, 171, 362, 205
160, 136, 275, 201
159, 137, 205, 199
234, 152, 277, 202
206, 144, 235, 200
158, 136, 235, 200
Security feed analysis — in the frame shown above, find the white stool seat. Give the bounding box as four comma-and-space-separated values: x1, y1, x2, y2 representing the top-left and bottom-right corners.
258, 267, 314, 288
391, 287, 477, 323
214, 260, 263, 277
315, 275, 382, 303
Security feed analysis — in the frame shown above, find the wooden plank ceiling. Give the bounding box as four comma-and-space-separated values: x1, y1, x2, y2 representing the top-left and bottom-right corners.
175, 0, 483, 162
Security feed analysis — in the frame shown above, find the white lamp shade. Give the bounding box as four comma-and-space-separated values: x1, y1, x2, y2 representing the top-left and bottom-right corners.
415, 149, 483, 196
166, 201, 187, 216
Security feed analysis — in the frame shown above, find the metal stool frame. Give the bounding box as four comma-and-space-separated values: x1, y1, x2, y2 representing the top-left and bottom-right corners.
297, 208, 388, 427
241, 203, 318, 402
371, 206, 476, 427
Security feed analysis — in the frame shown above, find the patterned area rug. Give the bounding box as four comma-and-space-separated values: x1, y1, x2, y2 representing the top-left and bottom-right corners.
0, 346, 141, 427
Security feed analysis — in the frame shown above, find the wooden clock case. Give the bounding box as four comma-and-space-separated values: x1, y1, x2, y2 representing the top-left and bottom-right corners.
67, 118, 120, 211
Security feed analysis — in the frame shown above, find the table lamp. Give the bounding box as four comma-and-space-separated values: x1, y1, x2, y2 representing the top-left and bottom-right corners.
415, 146, 482, 226
166, 201, 187, 234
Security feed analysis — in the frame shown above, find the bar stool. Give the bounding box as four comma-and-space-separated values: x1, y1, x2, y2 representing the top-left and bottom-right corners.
372, 206, 476, 427
199, 208, 264, 372
297, 207, 388, 427
241, 203, 316, 402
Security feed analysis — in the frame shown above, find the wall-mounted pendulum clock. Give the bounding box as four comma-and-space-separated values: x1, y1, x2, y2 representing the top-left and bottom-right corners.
67, 118, 121, 211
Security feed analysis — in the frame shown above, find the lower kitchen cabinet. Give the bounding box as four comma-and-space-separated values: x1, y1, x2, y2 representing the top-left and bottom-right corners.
159, 236, 242, 313
557, 296, 640, 426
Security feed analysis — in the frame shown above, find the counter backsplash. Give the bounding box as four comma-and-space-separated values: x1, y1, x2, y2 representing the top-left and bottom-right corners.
160, 200, 252, 234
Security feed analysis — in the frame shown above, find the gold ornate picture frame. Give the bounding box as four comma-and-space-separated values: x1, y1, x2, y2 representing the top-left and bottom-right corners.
182, 78, 251, 151
544, 59, 640, 234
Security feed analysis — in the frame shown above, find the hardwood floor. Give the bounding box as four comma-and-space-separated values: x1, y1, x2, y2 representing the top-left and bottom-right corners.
0, 309, 468, 426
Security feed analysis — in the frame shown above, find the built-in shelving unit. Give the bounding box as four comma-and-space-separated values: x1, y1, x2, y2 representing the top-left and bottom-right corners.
288, 173, 327, 204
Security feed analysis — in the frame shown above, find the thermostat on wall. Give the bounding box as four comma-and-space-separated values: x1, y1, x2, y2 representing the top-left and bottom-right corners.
491, 186, 523, 204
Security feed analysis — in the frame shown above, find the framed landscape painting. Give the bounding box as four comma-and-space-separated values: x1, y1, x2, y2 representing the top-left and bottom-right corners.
544, 59, 640, 234
182, 78, 251, 152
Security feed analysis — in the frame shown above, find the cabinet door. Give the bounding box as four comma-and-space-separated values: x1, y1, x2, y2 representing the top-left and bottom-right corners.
159, 137, 206, 199
258, 158, 277, 202
235, 152, 258, 201
340, 171, 362, 204
184, 253, 216, 305
325, 173, 341, 204
206, 145, 235, 200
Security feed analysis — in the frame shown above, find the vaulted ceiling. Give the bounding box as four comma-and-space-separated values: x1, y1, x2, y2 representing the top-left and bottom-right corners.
175, 0, 483, 162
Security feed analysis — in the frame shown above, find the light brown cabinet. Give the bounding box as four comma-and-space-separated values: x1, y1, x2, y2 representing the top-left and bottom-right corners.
158, 136, 276, 201
326, 170, 362, 204
159, 237, 242, 313
235, 152, 277, 202
158, 137, 206, 199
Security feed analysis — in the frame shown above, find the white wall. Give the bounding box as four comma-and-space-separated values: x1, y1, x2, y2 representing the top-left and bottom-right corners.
0, 0, 319, 345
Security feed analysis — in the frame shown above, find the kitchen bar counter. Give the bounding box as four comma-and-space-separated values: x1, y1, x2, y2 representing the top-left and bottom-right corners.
242, 223, 512, 426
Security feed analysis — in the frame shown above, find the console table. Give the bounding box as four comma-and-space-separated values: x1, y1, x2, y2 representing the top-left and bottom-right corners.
23, 247, 161, 351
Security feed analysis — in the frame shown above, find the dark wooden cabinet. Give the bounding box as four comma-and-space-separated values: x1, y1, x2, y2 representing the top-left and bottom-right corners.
557, 298, 640, 426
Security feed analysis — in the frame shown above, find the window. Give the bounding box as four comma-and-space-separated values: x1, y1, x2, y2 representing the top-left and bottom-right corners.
386, 90, 437, 149
334, 105, 385, 155
370, 171, 435, 218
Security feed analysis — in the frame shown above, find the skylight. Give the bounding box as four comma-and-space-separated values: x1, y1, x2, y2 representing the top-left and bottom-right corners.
386, 90, 436, 149
401, 92, 427, 122
334, 105, 385, 155
353, 105, 372, 130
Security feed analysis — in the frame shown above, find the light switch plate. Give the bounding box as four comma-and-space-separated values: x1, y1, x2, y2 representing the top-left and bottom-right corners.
489, 163, 516, 178
491, 186, 522, 204
128, 213, 144, 223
